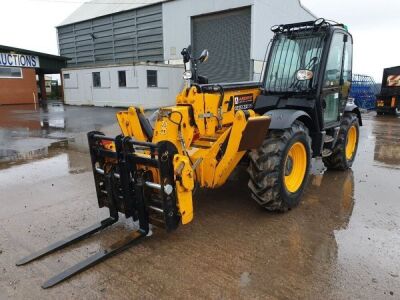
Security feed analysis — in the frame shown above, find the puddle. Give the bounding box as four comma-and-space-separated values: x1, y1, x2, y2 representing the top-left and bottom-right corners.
0, 139, 68, 164
0, 149, 92, 187
372, 115, 400, 167
0, 102, 120, 165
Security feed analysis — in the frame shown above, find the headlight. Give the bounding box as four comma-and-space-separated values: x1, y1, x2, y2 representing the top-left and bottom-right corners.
183, 70, 192, 80
296, 70, 313, 81
314, 18, 325, 27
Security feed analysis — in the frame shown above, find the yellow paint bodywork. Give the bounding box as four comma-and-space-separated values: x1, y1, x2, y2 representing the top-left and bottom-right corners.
116, 107, 148, 142
116, 85, 267, 225
173, 155, 195, 224
212, 110, 255, 187
345, 125, 357, 160
152, 106, 195, 154
284, 142, 307, 193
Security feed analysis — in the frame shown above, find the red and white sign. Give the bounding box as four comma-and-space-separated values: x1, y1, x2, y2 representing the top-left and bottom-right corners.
234, 94, 254, 111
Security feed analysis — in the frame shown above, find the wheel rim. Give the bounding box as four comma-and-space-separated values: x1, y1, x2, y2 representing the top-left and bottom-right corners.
346, 126, 357, 160
284, 142, 307, 193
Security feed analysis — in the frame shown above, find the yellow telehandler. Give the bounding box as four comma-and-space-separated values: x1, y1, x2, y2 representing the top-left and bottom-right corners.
17, 18, 362, 288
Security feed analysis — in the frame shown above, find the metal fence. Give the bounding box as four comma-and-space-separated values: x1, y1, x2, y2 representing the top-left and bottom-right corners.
350, 74, 378, 110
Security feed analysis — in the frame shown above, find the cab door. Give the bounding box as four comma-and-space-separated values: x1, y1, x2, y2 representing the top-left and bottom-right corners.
321, 32, 353, 128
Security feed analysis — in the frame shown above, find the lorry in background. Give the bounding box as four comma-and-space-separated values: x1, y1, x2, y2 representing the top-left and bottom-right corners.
376, 66, 400, 115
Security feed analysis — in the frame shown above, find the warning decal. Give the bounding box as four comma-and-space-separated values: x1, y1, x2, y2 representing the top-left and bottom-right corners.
234, 94, 254, 111
387, 75, 400, 87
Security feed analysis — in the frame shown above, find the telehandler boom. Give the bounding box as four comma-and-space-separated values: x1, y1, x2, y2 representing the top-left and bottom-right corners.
17, 19, 362, 288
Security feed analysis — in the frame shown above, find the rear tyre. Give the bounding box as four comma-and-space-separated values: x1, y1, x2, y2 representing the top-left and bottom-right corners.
247, 121, 312, 212
392, 107, 400, 116
323, 113, 359, 170
376, 111, 384, 116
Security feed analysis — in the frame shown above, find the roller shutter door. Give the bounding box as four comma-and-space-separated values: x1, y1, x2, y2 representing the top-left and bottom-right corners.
192, 7, 251, 83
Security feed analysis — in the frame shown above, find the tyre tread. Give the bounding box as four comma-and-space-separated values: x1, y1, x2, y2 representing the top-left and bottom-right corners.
323, 113, 359, 170
247, 121, 311, 211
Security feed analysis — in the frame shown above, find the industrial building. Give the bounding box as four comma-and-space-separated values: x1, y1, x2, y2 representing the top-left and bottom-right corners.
58, 0, 315, 108
0, 45, 67, 105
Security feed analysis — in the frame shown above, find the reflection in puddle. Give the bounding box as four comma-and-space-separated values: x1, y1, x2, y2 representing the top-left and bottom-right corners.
0, 102, 120, 166
373, 116, 400, 167
40, 101, 66, 134
0, 102, 67, 146
300, 170, 355, 259
374, 139, 400, 167
0, 149, 91, 186
0, 140, 68, 164
0, 154, 70, 188
308, 170, 355, 227
0, 101, 119, 138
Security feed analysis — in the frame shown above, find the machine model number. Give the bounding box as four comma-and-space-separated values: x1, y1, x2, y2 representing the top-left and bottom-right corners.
234, 94, 254, 111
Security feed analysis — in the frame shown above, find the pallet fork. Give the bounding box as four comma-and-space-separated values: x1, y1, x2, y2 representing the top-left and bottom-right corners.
16, 132, 181, 288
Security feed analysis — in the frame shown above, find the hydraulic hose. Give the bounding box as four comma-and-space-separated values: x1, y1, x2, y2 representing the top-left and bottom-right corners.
213, 84, 225, 129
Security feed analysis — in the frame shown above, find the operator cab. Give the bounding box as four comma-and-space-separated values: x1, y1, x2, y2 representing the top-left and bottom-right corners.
255, 18, 354, 131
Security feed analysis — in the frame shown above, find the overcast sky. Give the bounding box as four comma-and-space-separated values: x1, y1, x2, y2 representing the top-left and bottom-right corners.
302, 0, 400, 82
1, 0, 399, 82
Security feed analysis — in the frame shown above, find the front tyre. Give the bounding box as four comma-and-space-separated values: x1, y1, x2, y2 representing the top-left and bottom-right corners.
323, 113, 360, 170
247, 121, 312, 212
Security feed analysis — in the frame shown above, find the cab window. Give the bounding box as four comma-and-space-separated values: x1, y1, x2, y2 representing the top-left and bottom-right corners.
324, 33, 345, 87
342, 36, 353, 98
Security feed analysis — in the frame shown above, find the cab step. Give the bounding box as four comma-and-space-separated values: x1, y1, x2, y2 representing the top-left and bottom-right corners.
324, 135, 334, 143
322, 149, 333, 157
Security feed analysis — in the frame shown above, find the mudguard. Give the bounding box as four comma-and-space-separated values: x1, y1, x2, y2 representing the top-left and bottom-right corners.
345, 103, 363, 126
264, 109, 312, 129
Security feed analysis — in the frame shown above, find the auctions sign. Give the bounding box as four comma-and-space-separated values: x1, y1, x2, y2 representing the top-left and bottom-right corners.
0, 53, 40, 68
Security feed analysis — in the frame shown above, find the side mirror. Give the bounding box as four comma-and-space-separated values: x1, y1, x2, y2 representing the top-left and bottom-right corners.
181, 48, 190, 64
181, 45, 192, 64
198, 49, 209, 63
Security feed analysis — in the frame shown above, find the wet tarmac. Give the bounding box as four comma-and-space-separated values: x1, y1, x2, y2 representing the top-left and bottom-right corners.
0, 103, 399, 299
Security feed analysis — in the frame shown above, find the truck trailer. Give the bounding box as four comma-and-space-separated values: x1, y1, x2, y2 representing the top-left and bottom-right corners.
376, 66, 400, 115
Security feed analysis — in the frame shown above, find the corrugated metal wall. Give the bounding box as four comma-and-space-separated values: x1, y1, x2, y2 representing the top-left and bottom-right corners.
192, 7, 251, 83
57, 4, 163, 66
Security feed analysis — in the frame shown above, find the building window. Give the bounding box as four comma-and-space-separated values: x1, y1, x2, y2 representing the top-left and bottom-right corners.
63, 73, 70, 79
92, 72, 101, 87
0, 67, 22, 78
147, 70, 158, 87
118, 70, 126, 87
